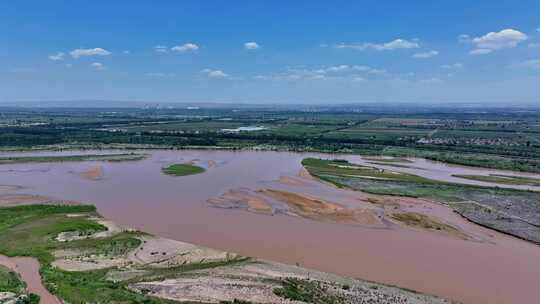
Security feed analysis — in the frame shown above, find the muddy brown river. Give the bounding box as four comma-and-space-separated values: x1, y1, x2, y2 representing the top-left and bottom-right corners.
1, 150, 540, 304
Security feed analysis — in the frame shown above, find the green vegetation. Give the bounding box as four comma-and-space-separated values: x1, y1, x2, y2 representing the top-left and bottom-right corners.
2, 106, 540, 173
390, 212, 460, 234
453, 174, 540, 186
162, 163, 206, 176
0, 204, 175, 303
0, 265, 26, 293
0, 153, 147, 165
59, 232, 142, 257
302, 158, 433, 184
220, 300, 254, 304
302, 157, 540, 244
400, 150, 540, 174
0, 268, 40, 304
0, 204, 251, 303
123, 257, 251, 285
273, 278, 343, 304
0, 207, 106, 263
362, 157, 412, 163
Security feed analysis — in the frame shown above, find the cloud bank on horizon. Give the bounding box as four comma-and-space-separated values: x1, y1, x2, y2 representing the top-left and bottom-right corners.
1, 1, 540, 104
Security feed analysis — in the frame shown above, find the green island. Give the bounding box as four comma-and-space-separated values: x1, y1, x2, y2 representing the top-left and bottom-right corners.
162, 163, 206, 176
302, 158, 540, 244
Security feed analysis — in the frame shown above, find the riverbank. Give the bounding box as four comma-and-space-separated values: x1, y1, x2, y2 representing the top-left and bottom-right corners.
0, 203, 453, 304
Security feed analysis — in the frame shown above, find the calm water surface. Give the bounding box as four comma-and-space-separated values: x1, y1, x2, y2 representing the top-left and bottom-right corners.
0, 150, 539, 304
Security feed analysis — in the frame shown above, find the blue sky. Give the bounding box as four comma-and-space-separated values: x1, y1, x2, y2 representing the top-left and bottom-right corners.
2, 0, 540, 104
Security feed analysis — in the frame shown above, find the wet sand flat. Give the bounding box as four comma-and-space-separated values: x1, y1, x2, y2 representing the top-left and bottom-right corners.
0, 149, 539, 304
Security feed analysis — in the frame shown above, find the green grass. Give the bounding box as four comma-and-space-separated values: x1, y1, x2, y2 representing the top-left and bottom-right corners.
0, 153, 147, 165
59, 232, 142, 257
362, 157, 412, 163
162, 163, 206, 176
273, 278, 343, 304
124, 121, 245, 133
453, 174, 540, 186
0, 264, 26, 294
0, 213, 107, 264
301, 158, 433, 184
302, 158, 510, 202
0, 204, 249, 303
390, 212, 460, 233
302, 157, 540, 243
124, 257, 251, 285
0, 204, 175, 304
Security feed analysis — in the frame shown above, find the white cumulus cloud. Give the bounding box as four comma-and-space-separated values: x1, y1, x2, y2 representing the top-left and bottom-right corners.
244, 42, 260, 50
201, 69, 228, 78
255, 64, 385, 82
458, 34, 471, 43
90, 62, 106, 70
470, 48, 493, 55
315, 65, 385, 75
70, 48, 111, 59
420, 78, 443, 84
48, 52, 65, 61
171, 43, 199, 52
335, 39, 419, 51
154, 45, 169, 53
146, 72, 176, 78
469, 29, 527, 55
413, 50, 439, 59
441, 63, 463, 69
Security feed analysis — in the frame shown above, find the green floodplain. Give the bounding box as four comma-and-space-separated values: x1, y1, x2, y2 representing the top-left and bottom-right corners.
2, 105, 540, 174
301, 157, 540, 244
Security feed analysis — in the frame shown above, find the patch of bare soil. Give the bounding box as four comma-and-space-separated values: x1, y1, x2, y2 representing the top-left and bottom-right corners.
129, 261, 453, 304
53, 224, 237, 272
0, 194, 52, 207
298, 168, 315, 180
0, 186, 79, 207
127, 235, 237, 268
390, 212, 469, 240
278, 175, 311, 187
365, 195, 473, 240
258, 189, 383, 226
80, 165, 104, 180
0, 185, 24, 192
207, 189, 274, 214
